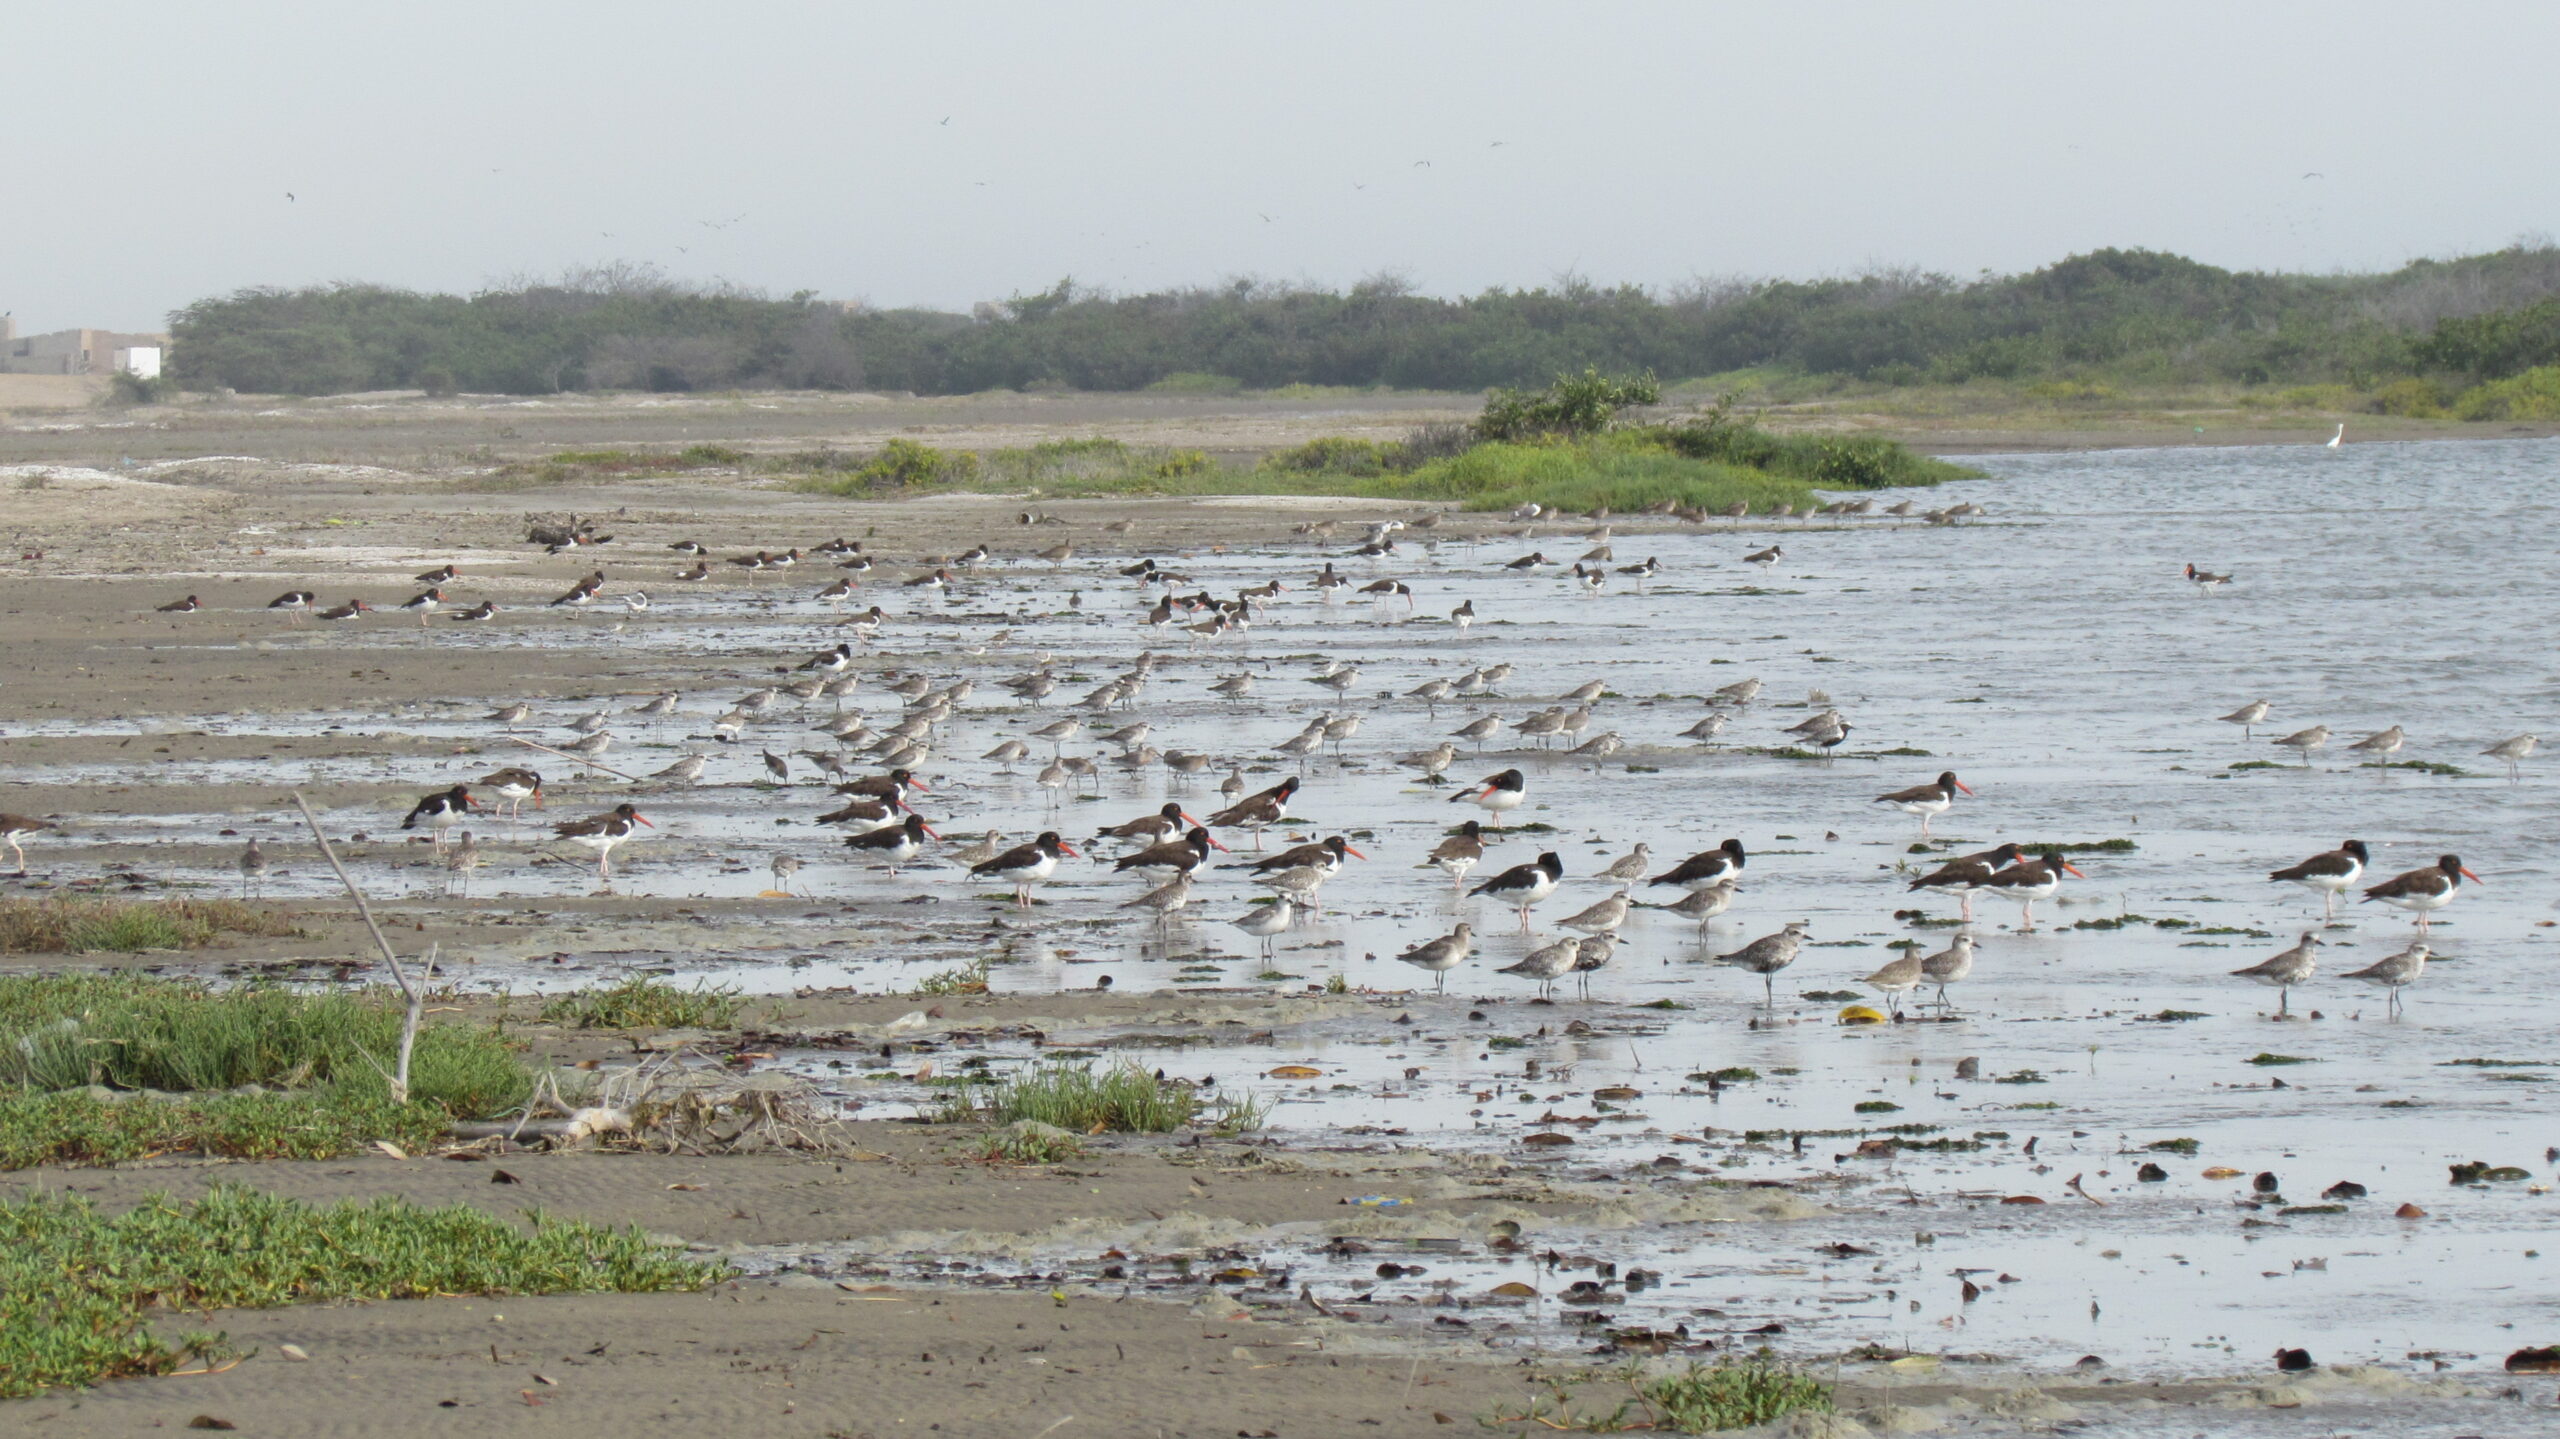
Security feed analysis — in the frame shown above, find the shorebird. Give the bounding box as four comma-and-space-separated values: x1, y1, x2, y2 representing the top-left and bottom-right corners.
1395, 923, 1472, 991
2481, 733, 2538, 781
1648, 839, 1747, 892
1118, 871, 1196, 931
1229, 896, 1295, 959
651, 754, 708, 784
1451, 768, 1526, 815
400, 786, 477, 850
1423, 820, 1486, 889
1450, 714, 1504, 752
1254, 863, 1330, 915
236, 837, 268, 898
1907, 843, 2023, 922
2271, 725, 2331, 766
1596, 843, 1651, 889
485, 704, 534, 727
1568, 932, 1617, 1000
972, 831, 1076, 907
632, 691, 680, 717
845, 812, 938, 876
554, 803, 651, 883
2361, 853, 2479, 932
1919, 932, 1975, 1011
267, 590, 316, 622
1680, 712, 1729, 745
1569, 731, 1625, 769
1500, 936, 1580, 999
1975, 850, 2085, 931
768, 853, 803, 895
1556, 890, 1631, 937
1715, 921, 1809, 1005
947, 831, 1004, 870
397, 587, 445, 625
1450, 600, 1475, 632
2183, 563, 2232, 590
1223, 834, 1363, 879
0, 813, 53, 875
1708, 678, 1763, 708
1097, 802, 1209, 848
2342, 941, 2428, 1016
1860, 948, 1926, 1019
1743, 545, 1783, 568
2346, 726, 2405, 764
317, 599, 373, 622
2219, 700, 2273, 740
1111, 827, 1225, 880
1470, 851, 1563, 933
1205, 776, 1298, 851
478, 767, 544, 820
443, 831, 480, 897
1646, 878, 1737, 939
2232, 932, 2321, 1016
2268, 839, 2368, 920
1874, 771, 1972, 838
157, 594, 202, 613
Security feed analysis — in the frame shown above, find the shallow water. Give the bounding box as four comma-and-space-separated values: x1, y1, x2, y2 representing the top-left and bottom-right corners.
33, 437, 2560, 1385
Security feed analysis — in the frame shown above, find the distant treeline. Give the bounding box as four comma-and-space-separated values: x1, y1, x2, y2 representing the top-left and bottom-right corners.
166, 246, 2560, 399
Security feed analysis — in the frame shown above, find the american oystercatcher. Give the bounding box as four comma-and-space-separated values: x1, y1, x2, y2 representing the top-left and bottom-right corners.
1648, 838, 1747, 891
1423, 820, 1485, 889
554, 803, 652, 882
1111, 826, 1224, 879
0, 813, 56, 875
1976, 850, 2084, 931
449, 601, 498, 622
1450, 768, 1526, 815
2267, 839, 2368, 920
1097, 802, 1207, 848
1874, 771, 1973, 838
267, 590, 316, 622
2360, 853, 2479, 932
1206, 775, 1298, 851
415, 564, 461, 584
1470, 851, 1563, 933
478, 767, 544, 819
2184, 563, 2232, 590
971, 831, 1077, 906
1907, 842, 2023, 921
1224, 834, 1362, 878
844, 811, 938, 875
156, 595, 202, 613
317, 599, 373, 621
397, 587, 445, 625
399, 786, 477, 849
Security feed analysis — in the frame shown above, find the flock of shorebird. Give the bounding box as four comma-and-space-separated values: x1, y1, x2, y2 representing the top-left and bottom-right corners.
10, 500, 2521, 1022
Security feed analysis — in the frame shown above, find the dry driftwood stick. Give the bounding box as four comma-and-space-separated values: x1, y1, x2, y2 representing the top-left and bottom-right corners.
290, 789, 422, 1104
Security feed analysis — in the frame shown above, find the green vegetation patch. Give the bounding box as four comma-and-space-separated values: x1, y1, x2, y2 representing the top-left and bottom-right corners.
539, 974, 746, 1029
2247, 1053, 2316, 1066
0, 897, 299, 954
933, 1062, 1264, 1135
0, 1087, 452, 1170
0, 1184, 720, 1399
1489, 1359, 1834, 1433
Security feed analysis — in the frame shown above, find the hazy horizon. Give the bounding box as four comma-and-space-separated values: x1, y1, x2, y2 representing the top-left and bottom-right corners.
15, 1, 2559, 334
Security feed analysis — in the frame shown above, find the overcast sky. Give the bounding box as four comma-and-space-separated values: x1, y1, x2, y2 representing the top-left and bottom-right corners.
15, 2, 2559, 333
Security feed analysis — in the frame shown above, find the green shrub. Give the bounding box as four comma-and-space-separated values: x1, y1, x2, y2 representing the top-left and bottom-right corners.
2368, 376, 2450, 417
0, 1184, 722, 1398
0, 1087, 453, 1170
1491, 1360, 1834, 1433
1143, 372, 1244, 394
792, 437, 981, 495
1476, 367, 1662, 441
2453, 364, 2560, 420
1263, 436, 1397, 477
1151, 448, 1213, 478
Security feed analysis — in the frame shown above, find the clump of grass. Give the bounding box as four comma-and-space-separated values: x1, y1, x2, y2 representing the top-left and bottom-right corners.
0, 975, 527, 1117
539, 975, 745, 1030
0, 1087, 452, 1170
1489, 1360, 1834, 1433
2247, 1053, 2315, 1066
965, 1123, 1087, 1164
911, 957, 991, 997
0, 1184, 723, 1399
0, 897, 299, 954
935, 1062, 1265, 1135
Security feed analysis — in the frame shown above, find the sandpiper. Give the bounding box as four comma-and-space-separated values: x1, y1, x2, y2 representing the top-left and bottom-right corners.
2231, 932, 2320, 1016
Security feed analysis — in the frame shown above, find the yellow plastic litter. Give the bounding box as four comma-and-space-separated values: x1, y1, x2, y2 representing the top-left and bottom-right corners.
1837, 1005, 1887, 1026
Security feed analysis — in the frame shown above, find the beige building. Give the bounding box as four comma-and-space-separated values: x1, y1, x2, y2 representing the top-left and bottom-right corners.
0, 317, 169, 377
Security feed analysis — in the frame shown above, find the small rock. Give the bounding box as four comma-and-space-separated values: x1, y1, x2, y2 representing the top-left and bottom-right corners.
277, 1343, 309, 1362
2322, 1180, 2368, 1200
2274, 1347, 2315, 1372
2395, 1203, 2428, 1219
2137, 1163, 2169, 1182
1954, 1057, 1980, 1080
